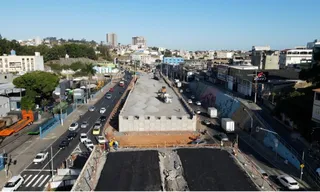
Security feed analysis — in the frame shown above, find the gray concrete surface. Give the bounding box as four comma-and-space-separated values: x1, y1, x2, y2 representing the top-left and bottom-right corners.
121, 73, 188, 117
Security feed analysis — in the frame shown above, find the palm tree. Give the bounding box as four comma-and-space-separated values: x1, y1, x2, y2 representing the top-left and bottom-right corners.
81, 63, 96, 81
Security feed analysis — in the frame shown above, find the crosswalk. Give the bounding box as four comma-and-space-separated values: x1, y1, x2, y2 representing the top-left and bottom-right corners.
18, 172, 52, 191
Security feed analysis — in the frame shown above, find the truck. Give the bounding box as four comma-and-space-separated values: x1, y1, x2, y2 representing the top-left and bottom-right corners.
221, 118, 235, 133
0, 115, 20, 131
207, 107, 218, 118
119, 81, 124, 87
0, 110, 34, 136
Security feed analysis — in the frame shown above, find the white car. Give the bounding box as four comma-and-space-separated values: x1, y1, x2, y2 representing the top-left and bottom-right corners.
2, 175, 24, 191
80, 133, 88, 143
84, 139, 94, 151
80, 121, 88, 129
33, 151, 49, 164
96, 136, 106, 144
277, 175, 299, 190
187, 99, 193, 104
195, 109, 201, 114
69, 122, 79, 131
88, 106, 95, 112
191, 95, 195, 99
100, 107, 106, 114
196, 101, 201, 106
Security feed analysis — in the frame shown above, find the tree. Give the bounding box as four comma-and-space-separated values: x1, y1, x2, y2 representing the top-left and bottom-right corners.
299, 64, 320, 86
21, 96, 36, 110
13, 71, 59, 101
81, 63, 96, 80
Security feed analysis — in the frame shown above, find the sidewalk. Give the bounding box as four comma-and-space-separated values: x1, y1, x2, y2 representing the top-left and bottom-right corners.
0, 77, 121, 188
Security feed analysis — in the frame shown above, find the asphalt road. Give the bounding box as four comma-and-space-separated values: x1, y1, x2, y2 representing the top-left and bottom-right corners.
17, 72, 132, 191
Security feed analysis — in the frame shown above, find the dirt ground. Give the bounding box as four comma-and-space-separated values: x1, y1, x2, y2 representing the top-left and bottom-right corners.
113, 132, 199, 147
177, 148, 257, 191
95, 150, 162, 191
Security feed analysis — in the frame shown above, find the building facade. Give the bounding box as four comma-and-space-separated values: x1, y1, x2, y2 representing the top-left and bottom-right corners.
279, 49, 312, 69
163, 57, 184, 65
132, 36, 146, 48
0, 51, 44, 73
0, 96, 10, 117
106, 33, 118, 47
251, 49, 279, 70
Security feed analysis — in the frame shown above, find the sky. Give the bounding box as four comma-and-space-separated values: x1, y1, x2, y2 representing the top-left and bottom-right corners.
1, 0, 319, 50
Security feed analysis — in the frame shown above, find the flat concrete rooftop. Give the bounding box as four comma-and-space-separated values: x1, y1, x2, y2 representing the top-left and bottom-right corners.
120, 73, 188, 117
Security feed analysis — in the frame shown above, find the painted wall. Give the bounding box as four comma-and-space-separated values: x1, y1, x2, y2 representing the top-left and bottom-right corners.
189, 81, 240, 118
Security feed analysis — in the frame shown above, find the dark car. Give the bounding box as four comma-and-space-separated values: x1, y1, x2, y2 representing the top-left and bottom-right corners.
67, 132, 77, 140
99, 116, 107, 122
59, 140, 70, 149
105, 94, 112, 99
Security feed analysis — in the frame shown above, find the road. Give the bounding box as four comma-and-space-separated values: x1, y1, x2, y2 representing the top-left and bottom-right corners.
17, 72, 132, 191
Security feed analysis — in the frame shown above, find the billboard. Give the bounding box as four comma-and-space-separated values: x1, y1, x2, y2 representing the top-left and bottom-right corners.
253, 71, 269, 83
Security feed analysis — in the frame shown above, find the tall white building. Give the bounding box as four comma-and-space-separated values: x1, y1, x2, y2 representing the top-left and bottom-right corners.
106, 33, 118, 47
0, 50, 44, 73
279, 48, 312, 69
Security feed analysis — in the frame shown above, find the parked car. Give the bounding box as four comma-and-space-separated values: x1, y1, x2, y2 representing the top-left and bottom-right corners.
68, 122, 79, 131
2, 175, 24, 191
202, 120, 211, 125
217, 133, 229, 142
81, 121, 88, 129
88, 106, 95, 112
96, 136, 106, 144
33, 151, 49, 164
92, 127, 100, 135
59, 139, 70, 149
67, 131, 77, 140
99, 116, 107, 122
100, 107, 106, 114
80, 133, 88, 143
277, 175, 299, 190
105, 94, 112, 99
196, 101, 201, 106
188, 99, 193, 104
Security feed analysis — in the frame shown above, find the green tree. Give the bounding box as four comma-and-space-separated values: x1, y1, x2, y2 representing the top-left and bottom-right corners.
13, 71, 59, 100
81, 63, 96, 80
164, 49, 172, 57
299, 64, 320, 86
21, 96, 36, 110
69, 61, 85, 71
97, 45, 113, 61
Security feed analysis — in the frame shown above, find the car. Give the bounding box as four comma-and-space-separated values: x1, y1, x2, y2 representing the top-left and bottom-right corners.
191, 95, 195, 99
217, 133, 229, 142
196, 101, 201, 106
81, 121, 88, 129
277, 175, 299, 190
67, 131, 77, 140
195, 109, 201, 114
187, 99, 193, 104
59, 139, 70, 149
100, 107, 106, 114
96, 136, 106, 144
88, 106, 95, 112
68, 122, 79, 131
105, 94, 112, 99
202, 120, 211, 125
191, 139, 207, 145
94, 122, 102, 129
2, 175, 24, 191
109, 87, 114, 92
84, 139, 94, 149
92, 127, 100, 135
99, 116, 107, 122
33, 151, 49, 164
80, 133, 88, 143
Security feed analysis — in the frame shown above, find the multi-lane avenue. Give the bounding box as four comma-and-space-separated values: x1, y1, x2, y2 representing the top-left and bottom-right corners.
17, 72, 132, 191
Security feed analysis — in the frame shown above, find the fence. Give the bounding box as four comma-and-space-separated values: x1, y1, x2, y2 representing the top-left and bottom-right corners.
119, 143, 233, 149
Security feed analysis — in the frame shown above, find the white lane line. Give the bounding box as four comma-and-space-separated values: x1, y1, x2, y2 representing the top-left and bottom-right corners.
38, 175, 50, 187
32, 174, 44, 187
26, 175, 38, 187
106, 105, 109, 108
23, 175, 32, 184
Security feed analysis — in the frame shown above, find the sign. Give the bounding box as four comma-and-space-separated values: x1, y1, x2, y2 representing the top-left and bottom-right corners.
253, 71, 269, 83
300, 164, 305, 168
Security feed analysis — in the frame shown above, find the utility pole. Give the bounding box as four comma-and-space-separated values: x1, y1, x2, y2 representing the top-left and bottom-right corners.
300, 151, 305, 180
254, 69, 258, 104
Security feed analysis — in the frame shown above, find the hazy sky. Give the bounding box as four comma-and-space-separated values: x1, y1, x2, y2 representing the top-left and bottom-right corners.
1, 0, 319, 50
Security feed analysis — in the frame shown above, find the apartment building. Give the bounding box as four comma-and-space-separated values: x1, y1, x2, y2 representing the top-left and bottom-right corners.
132, 36, 147, 48
106, 33, 118, 47
0, 50, 44, 73
279, 48, 312, 69
251, 46, 279, 70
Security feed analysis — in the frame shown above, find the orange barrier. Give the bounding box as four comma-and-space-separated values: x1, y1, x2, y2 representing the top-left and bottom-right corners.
0, 110, 34, 136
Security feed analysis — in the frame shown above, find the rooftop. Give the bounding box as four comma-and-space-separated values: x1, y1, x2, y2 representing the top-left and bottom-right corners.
120, 73, 188, 117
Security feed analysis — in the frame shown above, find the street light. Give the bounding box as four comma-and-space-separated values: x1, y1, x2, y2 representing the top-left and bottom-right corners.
243, 108, 253, 141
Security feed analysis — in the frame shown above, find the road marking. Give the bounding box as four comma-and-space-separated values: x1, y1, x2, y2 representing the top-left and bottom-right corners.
38, 175, 50, 187
32, 174, 44, 187
26, 174, 38, 187
24, 169, 55, 172
106, 105, 109, 108
23, 175, 32, 184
